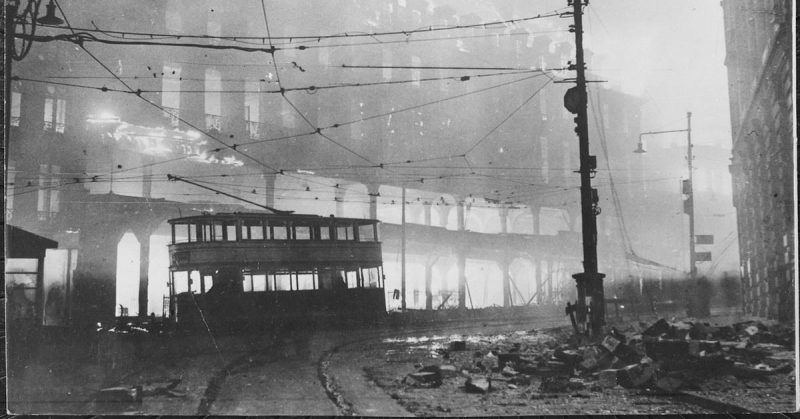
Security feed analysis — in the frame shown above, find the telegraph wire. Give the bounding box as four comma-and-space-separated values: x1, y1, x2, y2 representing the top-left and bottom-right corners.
237, 72, 546, 148
16, 68, 545, 95
35, 8, 568, 43
50, 0, 277, 175
259, 0, 376, 167
19, 70, 545, 183
26, 3, 567, 202
464, 78, 554, 155
49, 0, 337, 193
316, 73, 548, 132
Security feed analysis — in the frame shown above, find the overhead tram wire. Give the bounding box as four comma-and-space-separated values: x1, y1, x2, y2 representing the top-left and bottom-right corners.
463, 78, 554, 156
16, 68, 547, 95
38, 67, 545, 87
259, 0, 377, 168
49, 0, 341, 193
34, 7, 569, 44
35, 21, 567, 51
33, 4, 566, 194
17, 70, 547, 186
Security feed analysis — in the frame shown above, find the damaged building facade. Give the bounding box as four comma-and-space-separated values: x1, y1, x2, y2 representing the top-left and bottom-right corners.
7, 0, 740, 332
721, 0, 795, 321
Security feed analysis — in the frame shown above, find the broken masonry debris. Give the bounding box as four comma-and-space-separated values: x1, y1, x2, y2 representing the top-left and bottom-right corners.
655, 375, 684, 393
617, 363, 654, 388
508, 374, 531, 386
598, 369, 618, 388
642, 318, 671, 337
497, 352, 521, 369
449, 340, 467, 351
405, 365, 444, 387
567, 378, 587, 390
553, 347, 582, 366
501, 365, 519, 377
540, 376, 571, 393
465, 377, 492, 393
601, 335, 621, 352
437, 364, 459, 377
643, 339, 689, 360
405, 371, 442, 388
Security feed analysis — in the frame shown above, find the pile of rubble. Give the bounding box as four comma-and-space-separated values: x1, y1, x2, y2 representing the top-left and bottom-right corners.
401, 319, 794, 395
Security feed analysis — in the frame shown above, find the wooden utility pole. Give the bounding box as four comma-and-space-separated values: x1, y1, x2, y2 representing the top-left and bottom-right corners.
564, 0, 605, 336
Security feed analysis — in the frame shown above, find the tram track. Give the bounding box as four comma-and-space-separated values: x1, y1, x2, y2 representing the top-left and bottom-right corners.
182, 313, 767, 416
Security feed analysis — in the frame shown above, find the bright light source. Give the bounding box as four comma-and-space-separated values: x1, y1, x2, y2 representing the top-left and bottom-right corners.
297, 169, 315, 175
86, 112, 121, 124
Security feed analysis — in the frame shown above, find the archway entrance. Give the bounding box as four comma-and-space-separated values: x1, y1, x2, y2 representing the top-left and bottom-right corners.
115, 232, 140, 317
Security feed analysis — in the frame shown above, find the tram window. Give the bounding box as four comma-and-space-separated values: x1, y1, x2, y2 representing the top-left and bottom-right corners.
270, 221, 288, 240
173, 271, 189, 294
319, 224, 331, 240
190, 271, 202, 293
243, 220, 264, 240
188, 224, 198, 242
337, 224, 355, 240
213, 223, 224, 241
173, 224, 189, 243
365, 267, 380, 288
253, 274, 267, 291
225, 223, 237, 241
346, 270, 358, 288
358, 224, 376, 241
273, 273, 291, 290
297, 273, 315, 290
294, 225, 312, 240
202, 224, 212, 242
243, 274, 253, 292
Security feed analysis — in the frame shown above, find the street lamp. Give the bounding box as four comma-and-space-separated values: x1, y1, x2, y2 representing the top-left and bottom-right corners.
635, 112, 697, 283
37, 0, 64, 25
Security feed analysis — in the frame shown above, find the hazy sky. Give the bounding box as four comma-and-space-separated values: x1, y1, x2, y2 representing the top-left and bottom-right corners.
582, 0, 732, 148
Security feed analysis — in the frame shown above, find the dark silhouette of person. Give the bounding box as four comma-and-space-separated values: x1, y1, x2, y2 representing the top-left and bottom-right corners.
208, 267, 244, 295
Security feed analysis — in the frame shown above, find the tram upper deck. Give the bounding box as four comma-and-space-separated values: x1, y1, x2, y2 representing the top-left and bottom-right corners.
168, 212, 382, 272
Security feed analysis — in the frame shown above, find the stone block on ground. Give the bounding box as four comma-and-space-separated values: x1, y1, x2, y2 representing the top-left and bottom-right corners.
539, 375, 570, 393
553, 347, 581, 365
449, 340, 467, 351
644, 339, 689, 360
612, 342, 642, 364
688, 340, 722, 356
597, 369, 618, 388
501, 365, 519, 377
480, 352, 499, 371
406, 367, 443, 388
617, 363, 654, 388
508, 374, 531, 386
464, 377, 492, 393
437, 364, 459, 377
655, 375, 683, 393
601, 335, 621, 353
497, 352, 521, 369
642, 318, 671, 337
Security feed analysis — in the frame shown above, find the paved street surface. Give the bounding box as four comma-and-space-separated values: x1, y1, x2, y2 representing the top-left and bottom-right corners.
6, 310, 795, 415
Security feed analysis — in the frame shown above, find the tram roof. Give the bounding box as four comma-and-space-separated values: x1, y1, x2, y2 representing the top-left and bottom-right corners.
168, 212, 380, 225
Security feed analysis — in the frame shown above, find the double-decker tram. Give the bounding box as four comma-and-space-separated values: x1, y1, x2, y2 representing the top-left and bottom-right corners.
166, 212, 386, 330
